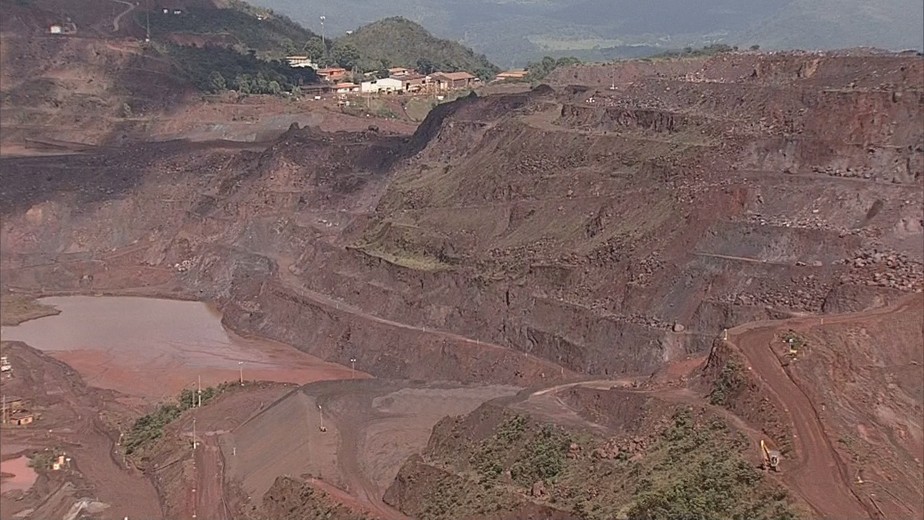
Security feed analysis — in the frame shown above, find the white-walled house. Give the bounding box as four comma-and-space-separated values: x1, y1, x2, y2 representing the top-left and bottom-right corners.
360, 77, 403, 94
286, 55, 317, 69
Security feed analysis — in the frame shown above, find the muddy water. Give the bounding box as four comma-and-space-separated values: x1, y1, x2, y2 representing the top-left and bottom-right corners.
0, 456, 37, 494
0, 296, 357, 399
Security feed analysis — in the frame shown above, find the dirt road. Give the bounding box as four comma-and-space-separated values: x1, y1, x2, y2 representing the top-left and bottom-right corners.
326, 392, 410, 520
722, 296, 923, 520
195, 434, 232, 520
520, 295, 921, 520
520, 376, 770, 451
111, 0, 135, 32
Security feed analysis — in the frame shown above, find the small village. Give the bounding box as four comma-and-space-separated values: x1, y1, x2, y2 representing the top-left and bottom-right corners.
285, 55, 527, 98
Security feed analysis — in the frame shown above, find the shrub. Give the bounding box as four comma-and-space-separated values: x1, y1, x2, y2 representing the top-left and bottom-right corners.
710, 358, 746, 406
123, 382, 233, 454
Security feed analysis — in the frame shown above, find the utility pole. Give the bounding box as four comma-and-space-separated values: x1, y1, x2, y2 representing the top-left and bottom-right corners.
197, 375, 201, 408
144, 0, 150, 42
192, 417, 197, 450
350, 357, 356, 379
319, 15, 326, 50
238, 361, 244, 386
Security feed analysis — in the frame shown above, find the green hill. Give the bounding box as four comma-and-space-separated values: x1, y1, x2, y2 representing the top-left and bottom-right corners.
334, 17, 498, 78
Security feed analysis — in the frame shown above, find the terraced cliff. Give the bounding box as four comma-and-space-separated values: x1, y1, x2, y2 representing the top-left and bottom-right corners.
1, 53, 922, 386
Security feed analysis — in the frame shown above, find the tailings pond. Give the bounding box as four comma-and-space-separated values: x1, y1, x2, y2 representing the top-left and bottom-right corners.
0, 296, 358, 399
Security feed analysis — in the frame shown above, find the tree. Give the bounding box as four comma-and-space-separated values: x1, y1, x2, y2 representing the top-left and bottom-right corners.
750, 44, 761, 51
416, 57, 436, 74
474, 66, 495, 81
208, 71, 227, 92
525, 56, 581, 82
330, 42, 361, 69
233, 74, 252, 94
253, 73, 269, 93
303, 36, 325, 61
281, 38, 299, 56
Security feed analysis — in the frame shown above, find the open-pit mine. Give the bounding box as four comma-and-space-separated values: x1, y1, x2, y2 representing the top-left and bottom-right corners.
1, 37, 922, 520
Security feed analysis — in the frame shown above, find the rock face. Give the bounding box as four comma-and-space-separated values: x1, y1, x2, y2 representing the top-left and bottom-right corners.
255, 477, 371, 520
1, 52, 922, 384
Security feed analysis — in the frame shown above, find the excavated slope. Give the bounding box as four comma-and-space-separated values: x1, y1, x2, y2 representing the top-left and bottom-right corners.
0, 52, 922, 386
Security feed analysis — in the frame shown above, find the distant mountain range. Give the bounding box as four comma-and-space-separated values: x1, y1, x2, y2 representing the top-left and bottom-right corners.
248, 0, 924, 65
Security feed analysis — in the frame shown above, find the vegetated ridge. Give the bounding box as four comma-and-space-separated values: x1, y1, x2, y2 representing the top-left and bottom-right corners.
335, 17, 498, 78
141, 0, 318, 56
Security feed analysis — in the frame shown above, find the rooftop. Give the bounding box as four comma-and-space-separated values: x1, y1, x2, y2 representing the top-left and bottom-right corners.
433, 71, 475, 81
394, 73, 427, 81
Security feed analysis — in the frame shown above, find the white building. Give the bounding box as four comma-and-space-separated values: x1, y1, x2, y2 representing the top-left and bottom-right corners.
49, 24, 62, 34
360, 77, 403, 94
286, 55, 316, 69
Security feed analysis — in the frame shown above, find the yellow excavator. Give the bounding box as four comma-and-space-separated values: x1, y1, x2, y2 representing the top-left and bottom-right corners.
761, 440, 781, 471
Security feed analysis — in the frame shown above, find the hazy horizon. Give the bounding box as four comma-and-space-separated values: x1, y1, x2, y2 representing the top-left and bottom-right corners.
250, 0, 924, 66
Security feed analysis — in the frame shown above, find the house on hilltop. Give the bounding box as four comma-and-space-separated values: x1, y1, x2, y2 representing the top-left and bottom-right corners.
388, 67, 413, 77
431, 72, 477, 91
334, 82, 360, 94
286, 55, 317, 69
317, 67, 347, 83
494, 69, 528, 82
394, 73, 429, 93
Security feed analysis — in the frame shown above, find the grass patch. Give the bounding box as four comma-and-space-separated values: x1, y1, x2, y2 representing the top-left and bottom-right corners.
404, 98, 439, 122
0, 295, 60, 326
